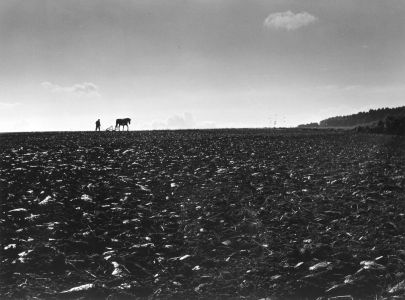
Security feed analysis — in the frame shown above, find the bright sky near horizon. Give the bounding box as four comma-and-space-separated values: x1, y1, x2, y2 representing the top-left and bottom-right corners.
0, 0, 404, 131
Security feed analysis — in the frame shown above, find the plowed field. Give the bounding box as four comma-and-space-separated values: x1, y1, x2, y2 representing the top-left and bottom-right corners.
1, 130, 404, 299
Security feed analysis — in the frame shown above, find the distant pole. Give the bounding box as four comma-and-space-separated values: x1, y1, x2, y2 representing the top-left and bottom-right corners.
269, 113, 277, 128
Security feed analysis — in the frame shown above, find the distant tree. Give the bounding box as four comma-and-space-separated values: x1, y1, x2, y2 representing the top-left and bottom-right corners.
297, 122, 319, 128
384, 115, 405, 135
355, 115, 405, 135
318, 106, 405, 127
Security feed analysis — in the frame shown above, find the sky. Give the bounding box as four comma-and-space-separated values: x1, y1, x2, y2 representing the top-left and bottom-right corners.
0, 0, 404, 131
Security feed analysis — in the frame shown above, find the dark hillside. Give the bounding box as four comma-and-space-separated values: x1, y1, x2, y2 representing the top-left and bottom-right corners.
356, 115, 405, 135
319, 106, 405, 127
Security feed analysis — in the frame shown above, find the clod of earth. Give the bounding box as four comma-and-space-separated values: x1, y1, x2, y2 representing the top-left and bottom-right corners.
0, 129, 404, 299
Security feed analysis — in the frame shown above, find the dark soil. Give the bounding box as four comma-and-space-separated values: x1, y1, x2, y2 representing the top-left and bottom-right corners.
1, 129, 404, 299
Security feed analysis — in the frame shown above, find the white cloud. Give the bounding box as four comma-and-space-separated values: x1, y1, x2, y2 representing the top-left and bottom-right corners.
151, 113, 196, 129
200, 121, 217, 129
150, 121, 166, 130
264, 11, 318, 31
41, 81, 100, 96
167, 113, 195, 129
148, 113, 217, 130
0, 102, 21, 109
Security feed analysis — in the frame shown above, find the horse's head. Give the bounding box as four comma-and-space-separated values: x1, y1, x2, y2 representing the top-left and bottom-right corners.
128, 118, 131, 124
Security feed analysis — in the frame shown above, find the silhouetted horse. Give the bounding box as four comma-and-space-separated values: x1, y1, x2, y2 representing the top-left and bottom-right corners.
115, 118, 131, 131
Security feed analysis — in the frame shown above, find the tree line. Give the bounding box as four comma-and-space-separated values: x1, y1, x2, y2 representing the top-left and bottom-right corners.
298, 106, 405, 128
298, 106, 405, 135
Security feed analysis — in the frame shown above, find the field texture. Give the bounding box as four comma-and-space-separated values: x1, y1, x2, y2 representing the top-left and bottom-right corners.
1, 130, 405, 299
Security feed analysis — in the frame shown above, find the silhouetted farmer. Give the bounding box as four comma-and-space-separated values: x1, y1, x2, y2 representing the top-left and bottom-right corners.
95, 119, 101, 131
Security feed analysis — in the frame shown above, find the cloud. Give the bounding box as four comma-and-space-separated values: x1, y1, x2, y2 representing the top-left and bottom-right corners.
152, 113, 196, 129
200, 121, 217, 129
41, 81, 100, 96
167, 113, 196, 129
264, 11, 318, 31
0, 102, 21, 109
148, 113, 217, 130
